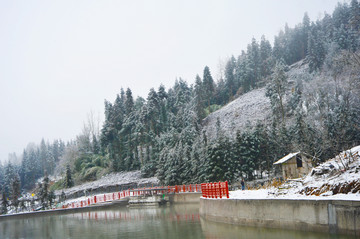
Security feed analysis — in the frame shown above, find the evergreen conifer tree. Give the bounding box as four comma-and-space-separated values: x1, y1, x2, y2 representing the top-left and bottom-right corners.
194, 75, 205, 121
266, 61, 288, 124
11, 174, 21, 212
202, 66, 215, 108
64, 165, 74, 188
1, 190, 8, 214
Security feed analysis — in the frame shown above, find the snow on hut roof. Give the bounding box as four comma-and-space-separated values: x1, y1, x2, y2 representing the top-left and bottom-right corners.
273, 152, 300, 165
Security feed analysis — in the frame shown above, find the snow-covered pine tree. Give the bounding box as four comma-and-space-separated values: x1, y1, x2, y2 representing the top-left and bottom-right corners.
4, 161, 16, 196
260, 35, 273, 78
64, 164, 74, 188
247, 38, 261, 89
1, 189, 8, 214
194, 75, 205, 121
224, 56, 236, 102
10, 173, 21, 212
266, 61, 288, 124
202, 66, 215, 109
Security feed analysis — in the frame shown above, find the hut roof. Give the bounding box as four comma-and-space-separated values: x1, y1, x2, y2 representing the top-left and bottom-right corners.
273, 152, 300, 165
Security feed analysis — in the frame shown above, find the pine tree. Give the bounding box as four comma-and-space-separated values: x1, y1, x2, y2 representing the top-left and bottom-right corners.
307, 23, 326, 72
39, 139, 47, 174
349, 0, 360, 51
48, 190, 55, 207
4, 161, 15, 196
260, 35, 273, 78
147, 88, 160, 135
208, 121, 238, 183
236, 130, 256, 180
0, 163, 3, 193
64, 165, 74, 188
158, 85, 168, 131
224, 56, 236, 101
125, 88, 134, 115
235, 52, 251, 93
301, 12, 311, 59
11, 174, 21, 212
92, 134, 100, 154
1, 189, 8, 214
194, 75, 205, 121
202, 66, 215, 108
41, 174, 49, 208
51, 140, 61, 163
288, 79, 303, 115
265, 61, 288, 124
247, 38, 261, 88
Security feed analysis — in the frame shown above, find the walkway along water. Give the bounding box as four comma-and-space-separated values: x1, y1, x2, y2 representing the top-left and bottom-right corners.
59, 184, 202, 209
0, 184, 203, 220
2, 181, 358, 237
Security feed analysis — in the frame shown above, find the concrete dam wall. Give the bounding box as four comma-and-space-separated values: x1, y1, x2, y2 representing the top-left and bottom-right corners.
200, 198, 360, 236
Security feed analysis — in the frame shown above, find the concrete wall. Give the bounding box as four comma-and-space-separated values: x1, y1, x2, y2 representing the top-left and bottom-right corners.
200, 198, 360, 236
0, 200, 128, 221
170, 192, 202, 204
0, 193, 201, 221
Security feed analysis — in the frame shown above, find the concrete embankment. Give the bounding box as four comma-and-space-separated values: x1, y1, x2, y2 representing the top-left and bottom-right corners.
200, 198, 360, 236
128, 192, 201, 206
0, 193, 201, 220
0, 199, 129, 221
170, 192, 202, 204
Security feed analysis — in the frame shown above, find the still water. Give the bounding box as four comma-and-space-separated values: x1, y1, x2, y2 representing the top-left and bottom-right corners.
0, 204, 356, 239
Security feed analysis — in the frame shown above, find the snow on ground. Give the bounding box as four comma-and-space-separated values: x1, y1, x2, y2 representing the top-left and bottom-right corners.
230, 145, 360, 201
229, 188, 360, 201
202, 87, 272, 140
56, 170, 159, 196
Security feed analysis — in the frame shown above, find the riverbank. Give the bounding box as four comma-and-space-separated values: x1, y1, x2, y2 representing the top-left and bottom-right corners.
0, 199, 129, 221
200, 146, 360, 236
0, 192, 201, 220
200, 197, 360, 236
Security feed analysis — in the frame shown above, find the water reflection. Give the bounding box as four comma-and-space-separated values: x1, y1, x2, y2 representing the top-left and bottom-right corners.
68, 208, 200, 222
0, 204, 357, 239
200, 218, 355, 239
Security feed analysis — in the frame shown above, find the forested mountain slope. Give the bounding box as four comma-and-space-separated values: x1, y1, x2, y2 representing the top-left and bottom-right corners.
1, 1, 359, 205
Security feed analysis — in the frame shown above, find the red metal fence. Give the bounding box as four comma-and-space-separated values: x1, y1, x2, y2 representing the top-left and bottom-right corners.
60, 184, 202, 209
201, 181, 229, 199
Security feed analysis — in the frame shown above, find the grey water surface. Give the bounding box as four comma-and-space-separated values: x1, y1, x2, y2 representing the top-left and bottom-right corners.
0, 204, 356, 239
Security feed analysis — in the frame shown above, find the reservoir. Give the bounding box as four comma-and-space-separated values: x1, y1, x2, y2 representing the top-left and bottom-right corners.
0, 204, 356, 239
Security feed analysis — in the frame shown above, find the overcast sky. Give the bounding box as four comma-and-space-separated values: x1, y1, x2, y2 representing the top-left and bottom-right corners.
0, 0, 343, 163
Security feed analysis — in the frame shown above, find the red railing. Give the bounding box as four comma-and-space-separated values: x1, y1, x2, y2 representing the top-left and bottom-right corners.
59, 184, 202, 209
201, 181, 229, 199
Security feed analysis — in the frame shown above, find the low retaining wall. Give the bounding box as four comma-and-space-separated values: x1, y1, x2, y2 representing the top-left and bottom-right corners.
0, 193, 201, 221
0, 200, 128, 221
199, 198, 360, 236
170, 192, 202, 203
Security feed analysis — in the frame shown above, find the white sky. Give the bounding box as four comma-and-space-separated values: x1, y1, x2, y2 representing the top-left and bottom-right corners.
0, 0, 343, 163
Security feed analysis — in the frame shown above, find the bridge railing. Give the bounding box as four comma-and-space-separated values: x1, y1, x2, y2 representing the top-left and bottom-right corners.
59, 184, 202, 209
167, 184, 202, 193
201, 181, 229, 199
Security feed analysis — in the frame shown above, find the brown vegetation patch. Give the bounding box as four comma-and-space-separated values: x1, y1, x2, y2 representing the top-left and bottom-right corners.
300, 179, 360, 196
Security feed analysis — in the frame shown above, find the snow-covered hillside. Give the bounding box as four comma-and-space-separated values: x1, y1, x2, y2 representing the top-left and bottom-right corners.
55, 171, 159, 198
202, 60, 310, 140
203, 87, 271, 140
230, 145, 360, 201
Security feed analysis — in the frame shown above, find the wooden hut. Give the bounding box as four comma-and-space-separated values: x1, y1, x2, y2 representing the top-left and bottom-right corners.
273, 152, 312, 179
